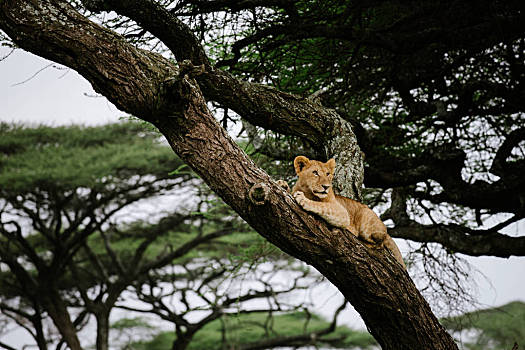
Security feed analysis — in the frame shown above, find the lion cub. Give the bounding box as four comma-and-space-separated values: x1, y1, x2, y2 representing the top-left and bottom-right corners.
278, 156, 406, 269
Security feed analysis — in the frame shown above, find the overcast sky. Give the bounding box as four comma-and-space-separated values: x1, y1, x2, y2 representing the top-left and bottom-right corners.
1, 48, 125, 125
1, 47, 524, 347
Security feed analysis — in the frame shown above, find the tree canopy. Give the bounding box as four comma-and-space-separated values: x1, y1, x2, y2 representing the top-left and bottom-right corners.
0, 122, 186, 349
443, 301, 525, 350
177, 0, 525, 258
1, 1, 524, 349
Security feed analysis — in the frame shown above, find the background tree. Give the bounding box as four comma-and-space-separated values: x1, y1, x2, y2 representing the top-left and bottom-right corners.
442, 301, 525, 350
0, 122, 187, 350
2, 0, 524, 349
0, 122, 369, 350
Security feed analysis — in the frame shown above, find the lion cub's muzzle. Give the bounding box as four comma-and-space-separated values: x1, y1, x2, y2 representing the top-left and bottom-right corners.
313, 184, 331, 198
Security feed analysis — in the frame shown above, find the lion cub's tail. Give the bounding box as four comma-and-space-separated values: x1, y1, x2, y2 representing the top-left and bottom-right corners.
384, 236, 406, 270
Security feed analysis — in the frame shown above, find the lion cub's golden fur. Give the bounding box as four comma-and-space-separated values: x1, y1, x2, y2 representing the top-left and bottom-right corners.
278, 156, 406, 269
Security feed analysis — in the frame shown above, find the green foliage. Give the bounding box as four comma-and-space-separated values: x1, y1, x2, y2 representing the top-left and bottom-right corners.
0, 122, 178, 193
129, 311, 377, 350
84, 221, 273, 268
442, 301, 525, 350
111, 317, 154, 331
0, 122, 195, 294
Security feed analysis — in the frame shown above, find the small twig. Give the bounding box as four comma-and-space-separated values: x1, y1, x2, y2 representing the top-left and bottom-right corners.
11, 63, 54, 86
0, 48, 15, 62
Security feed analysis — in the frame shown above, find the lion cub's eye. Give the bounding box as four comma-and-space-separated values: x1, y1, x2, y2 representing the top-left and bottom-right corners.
326, 172, 331, 176
312, 170, 319, 176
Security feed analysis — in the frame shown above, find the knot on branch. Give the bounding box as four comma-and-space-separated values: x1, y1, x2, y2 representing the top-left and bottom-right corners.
248, 183, 270, 206
160, 61, 207, 116
179, 60, 205, 78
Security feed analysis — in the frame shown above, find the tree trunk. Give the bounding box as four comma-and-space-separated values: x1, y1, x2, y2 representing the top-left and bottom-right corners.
95, 313, 109, 350
34, 314, 49, 350
43, 292, 83, 350
172, 334, 193, 350
0, 1, 458, 348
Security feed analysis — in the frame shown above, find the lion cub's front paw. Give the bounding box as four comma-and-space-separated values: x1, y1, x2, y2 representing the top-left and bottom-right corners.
293, 191, 307, 207
276, 179, 290, 192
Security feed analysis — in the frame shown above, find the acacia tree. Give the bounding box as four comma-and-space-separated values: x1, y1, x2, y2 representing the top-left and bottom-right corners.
0, 122, 193, 350
1, 1, 524, 349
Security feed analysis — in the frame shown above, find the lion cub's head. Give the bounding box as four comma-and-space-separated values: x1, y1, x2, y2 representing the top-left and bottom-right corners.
293, 156, 335, 200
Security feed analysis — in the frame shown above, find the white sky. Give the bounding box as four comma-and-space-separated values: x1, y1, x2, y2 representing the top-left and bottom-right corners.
1, 47, 525, 347
1, 48, 125, 125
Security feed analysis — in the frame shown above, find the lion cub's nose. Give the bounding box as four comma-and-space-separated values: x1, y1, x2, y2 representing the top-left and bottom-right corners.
322, 184, 330, 191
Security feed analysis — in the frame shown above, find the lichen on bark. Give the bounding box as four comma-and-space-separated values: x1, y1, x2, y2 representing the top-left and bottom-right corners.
324, 110, 365, 200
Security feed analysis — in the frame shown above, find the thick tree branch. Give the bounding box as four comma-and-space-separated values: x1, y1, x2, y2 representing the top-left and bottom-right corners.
366, 143, 525, 215
384, 189, 525, 257
77, 0, 326, 139
82, 0, 211, 69
412, 178, 525, 215
391, 223, 525, 257
0, 0, 177, 118
151, 61, 456, 350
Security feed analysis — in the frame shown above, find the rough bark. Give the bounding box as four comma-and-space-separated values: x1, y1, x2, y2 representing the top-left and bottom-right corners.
0, 0, 458, 348
82, 0, 525, 254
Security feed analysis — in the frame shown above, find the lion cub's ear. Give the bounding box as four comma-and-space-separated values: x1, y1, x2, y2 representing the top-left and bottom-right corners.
294, 156, 310, 174
327, 158, 336, 172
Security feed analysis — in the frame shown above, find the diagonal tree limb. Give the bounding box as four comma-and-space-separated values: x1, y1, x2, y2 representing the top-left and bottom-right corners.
82, 0, 212, 69
0, 341, 17, 350
78, 0, 339, 141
